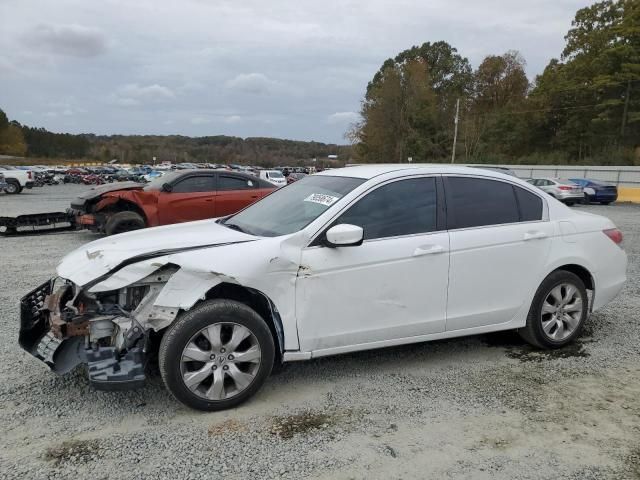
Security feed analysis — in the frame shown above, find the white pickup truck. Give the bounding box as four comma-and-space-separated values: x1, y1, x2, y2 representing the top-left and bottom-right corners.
0, 166, 34, 194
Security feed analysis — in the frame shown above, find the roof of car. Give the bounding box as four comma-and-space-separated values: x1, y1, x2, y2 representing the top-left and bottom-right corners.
315, 164, 514, 180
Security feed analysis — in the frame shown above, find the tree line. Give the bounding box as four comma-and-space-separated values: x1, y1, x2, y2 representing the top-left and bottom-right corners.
350, 0, 640, 165
0, 109, 351, 165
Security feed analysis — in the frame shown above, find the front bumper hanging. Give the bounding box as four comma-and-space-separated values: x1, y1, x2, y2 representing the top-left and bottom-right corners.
19, 279, 147, 388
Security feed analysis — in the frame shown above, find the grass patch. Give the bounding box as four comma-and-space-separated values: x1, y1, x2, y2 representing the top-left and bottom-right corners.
208, 419, 247, 436
44, 439, 101, 465
270, 410, 336, 439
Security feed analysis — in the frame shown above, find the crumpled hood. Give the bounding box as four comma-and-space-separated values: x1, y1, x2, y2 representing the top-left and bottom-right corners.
70, 181, 144, 209
57, 219, 256, 286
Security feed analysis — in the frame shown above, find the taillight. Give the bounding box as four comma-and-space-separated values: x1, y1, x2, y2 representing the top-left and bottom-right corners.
558, 186, 572, 190
603, 228, 623, 247
28, 171, 32, 180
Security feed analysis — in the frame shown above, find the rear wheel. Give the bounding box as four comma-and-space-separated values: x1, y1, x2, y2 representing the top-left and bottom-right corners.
159, 299, 274, 411
104, 211, 145, 235
519, 270, 588, 348
582, 193, 591, 204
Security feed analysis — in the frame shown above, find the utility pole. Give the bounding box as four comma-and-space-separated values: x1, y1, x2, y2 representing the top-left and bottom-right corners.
451, 98, 460, 163
621, 79, 631, 138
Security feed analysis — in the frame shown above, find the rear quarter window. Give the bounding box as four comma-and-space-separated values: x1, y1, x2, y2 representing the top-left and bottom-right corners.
514, 186, 543, 221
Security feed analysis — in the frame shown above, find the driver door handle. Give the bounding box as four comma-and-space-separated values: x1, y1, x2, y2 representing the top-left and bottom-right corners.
523, 231, 548, 241
413, 244, 445, 256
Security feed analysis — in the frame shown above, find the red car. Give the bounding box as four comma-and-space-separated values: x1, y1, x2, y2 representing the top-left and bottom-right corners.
70, 170, 275, 235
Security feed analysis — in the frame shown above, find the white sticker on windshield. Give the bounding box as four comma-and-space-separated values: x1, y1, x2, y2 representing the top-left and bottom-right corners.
304, 193, 340, 207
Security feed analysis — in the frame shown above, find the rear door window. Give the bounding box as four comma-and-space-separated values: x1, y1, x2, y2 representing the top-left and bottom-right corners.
445, 177, 519, 229
217, 175, 255, 191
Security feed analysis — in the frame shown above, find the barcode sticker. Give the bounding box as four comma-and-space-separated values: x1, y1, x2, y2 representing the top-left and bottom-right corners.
304, 193, 340, 207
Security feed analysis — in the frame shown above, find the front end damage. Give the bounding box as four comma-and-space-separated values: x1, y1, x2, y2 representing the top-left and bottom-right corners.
19, 266, 177, 390
68, 181, 146, 233
19, 221, 305, 391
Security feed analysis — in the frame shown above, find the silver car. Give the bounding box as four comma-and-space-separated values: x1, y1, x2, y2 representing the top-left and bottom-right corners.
527, 178, 584, 206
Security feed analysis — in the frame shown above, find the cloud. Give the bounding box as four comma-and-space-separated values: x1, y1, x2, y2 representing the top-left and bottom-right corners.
190, 116, 211, 125
2, 0, 585, 142
224, 115, 242, 124
118, 83, 175, 100
112, 83, 176, 107
23, 23, 107, 58
226, 73, 276, 95
327, 111, 359, 125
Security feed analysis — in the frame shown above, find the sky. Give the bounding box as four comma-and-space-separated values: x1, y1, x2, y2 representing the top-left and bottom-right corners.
0, 0, 591, 144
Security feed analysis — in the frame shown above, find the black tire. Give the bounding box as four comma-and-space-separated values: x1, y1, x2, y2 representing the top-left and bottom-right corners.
600, 201, 611, 205
582, 194, 590, 205
5, 180, 20, 194
565, 201, 575, 206
519, 270, 588, 349
159, 299, 275, 411
104, 211, 145, 235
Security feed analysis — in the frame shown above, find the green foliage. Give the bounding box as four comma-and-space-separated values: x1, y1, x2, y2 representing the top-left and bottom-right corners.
0, 110, 27, 156
356, 42, 472, 162
22, 126, 90, 158
0, 112, 352, 164
0, 108, 8, 131
353, 0, 640, 165
86, 135, 351, 165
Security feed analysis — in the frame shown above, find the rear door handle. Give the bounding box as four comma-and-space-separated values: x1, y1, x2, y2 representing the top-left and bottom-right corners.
413, 244, 445, 256
523, 231, 548, 241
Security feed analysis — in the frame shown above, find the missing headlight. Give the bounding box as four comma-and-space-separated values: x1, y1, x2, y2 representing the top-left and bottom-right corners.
123, 285, 150, 311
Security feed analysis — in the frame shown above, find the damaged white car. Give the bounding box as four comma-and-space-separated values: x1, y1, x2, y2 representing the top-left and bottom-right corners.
19, 165, 627, 411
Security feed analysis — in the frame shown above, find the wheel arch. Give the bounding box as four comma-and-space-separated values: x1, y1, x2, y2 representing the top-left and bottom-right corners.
551, 264, 594, 291
99, 198, 148, 223
203, 282, 285, 364
549, 263, 595, 311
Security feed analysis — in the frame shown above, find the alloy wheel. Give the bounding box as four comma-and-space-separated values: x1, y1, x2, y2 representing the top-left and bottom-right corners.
540, 283, 583, 341
180, 322, 261, 400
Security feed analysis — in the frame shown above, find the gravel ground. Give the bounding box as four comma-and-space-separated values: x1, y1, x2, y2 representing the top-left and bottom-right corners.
1, 185, 639, 479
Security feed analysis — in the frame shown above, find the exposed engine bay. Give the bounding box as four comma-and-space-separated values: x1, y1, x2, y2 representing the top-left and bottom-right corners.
19, 266, 178, 389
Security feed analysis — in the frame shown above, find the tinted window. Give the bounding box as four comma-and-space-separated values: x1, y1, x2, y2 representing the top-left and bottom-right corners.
218, 175, 255, 191
446, 177, 519, 229
335, 177, 437, 240
172, 175, 215, 193
514, 186, 543, 221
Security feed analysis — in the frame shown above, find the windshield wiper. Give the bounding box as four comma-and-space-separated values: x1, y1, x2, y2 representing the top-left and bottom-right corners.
223, 222, 250, 234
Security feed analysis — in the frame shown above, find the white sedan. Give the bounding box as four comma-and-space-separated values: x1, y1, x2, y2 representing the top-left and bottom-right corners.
19, 165, 627, 410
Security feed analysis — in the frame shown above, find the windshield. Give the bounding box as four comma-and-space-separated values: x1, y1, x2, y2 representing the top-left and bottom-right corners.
223, 175, 364, 237
145, 171, 180, 189
268, 170, 284, 179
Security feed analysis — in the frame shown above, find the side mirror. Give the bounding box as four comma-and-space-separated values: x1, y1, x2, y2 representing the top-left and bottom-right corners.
162, 183, 173, 192
324, 224, 364, 248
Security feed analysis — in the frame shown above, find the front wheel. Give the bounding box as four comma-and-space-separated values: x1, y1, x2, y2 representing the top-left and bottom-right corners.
565, 201, 575, 206
519, 270, 588, 348
5, 181, 20, 194
159, 299, 275, 411
104, 211, 145, 235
